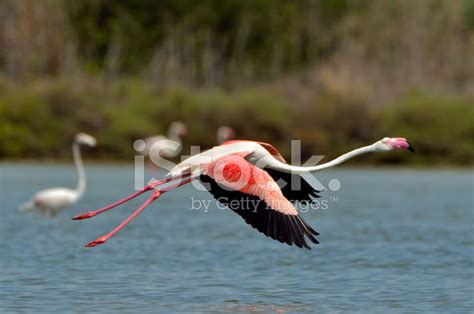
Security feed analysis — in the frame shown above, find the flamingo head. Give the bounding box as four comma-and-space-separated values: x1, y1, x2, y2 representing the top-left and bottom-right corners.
375, 137, 414, 153
217, 126, 236, 144
76, 133, 97, 147
169, 121, 188, 137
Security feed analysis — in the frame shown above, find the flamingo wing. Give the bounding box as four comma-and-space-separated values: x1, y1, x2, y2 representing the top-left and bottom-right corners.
264, 168, 321, 202
200, 155, 319, 249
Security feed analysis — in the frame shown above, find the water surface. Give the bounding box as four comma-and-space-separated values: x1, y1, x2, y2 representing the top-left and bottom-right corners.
1, 163, 473, 312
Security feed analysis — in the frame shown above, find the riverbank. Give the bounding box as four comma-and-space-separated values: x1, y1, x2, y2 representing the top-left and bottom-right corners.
1, 78, 472, 165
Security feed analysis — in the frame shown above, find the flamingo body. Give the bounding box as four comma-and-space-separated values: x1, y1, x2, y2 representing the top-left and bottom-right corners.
142, 122, 188, 160
143, 136, 181, 159
22, 188, 80, 216
143, 124, 235, 160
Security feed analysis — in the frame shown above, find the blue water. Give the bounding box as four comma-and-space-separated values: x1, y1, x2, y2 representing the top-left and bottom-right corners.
1, 163, 473, 312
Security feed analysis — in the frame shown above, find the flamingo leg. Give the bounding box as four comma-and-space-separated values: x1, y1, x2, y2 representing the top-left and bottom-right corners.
72, 173, 190, 220
84, 178, 193, 248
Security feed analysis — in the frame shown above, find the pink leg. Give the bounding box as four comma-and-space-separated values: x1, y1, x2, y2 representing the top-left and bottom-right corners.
72, 174, 190, 220
85, 192, 159, 247
84, 178, 193, 248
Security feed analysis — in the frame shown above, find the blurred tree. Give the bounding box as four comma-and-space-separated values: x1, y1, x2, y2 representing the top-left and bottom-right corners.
63, 0, 352, 84
0, 0, 472, 164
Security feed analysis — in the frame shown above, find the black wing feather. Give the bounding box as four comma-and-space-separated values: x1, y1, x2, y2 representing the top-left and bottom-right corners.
200, 175, 319, 249
264, 168, 322, 202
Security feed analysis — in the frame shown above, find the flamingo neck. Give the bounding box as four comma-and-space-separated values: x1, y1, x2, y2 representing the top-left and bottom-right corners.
266, 144, 377, 173
73, 142, 86, 197
168, 129, 182, 144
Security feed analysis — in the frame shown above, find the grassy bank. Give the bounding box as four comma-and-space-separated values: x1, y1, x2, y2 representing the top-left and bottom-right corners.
0, 77, 472, 165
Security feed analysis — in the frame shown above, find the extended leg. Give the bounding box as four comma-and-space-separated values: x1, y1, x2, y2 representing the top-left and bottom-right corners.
85, 191, 160, 247
84, 177, 193, 248
72, 174, 190, 220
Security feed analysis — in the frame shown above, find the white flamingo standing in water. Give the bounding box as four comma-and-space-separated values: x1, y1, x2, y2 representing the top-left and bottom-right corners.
141, 122, 188, 159
20, 133, 96, 216
74, 137, 414, 249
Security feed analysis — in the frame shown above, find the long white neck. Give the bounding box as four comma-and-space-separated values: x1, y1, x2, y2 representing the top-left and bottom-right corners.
168, 128, 182, 144
73, 142, 86, 196
265, 144, 377, 173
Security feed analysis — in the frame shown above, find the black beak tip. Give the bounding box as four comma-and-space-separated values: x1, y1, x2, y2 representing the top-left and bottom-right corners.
407, 143, 415, 153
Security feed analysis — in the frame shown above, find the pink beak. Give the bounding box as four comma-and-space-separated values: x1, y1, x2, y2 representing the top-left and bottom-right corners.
390, 137, 415, 153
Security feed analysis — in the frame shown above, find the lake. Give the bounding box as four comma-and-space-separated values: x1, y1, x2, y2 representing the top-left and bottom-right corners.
0, 163, 473, 312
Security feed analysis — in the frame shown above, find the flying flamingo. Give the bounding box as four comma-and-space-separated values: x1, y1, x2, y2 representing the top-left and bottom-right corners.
140, 121, 188, 159
20, 133, 96, 216
73, 137, 414, 249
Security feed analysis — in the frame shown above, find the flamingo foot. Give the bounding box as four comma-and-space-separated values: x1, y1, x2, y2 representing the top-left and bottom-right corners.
72, 211, 96, 220
85, 235, 109, 247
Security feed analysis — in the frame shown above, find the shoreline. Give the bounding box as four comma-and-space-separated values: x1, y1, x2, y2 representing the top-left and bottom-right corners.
1, 159, 472, 170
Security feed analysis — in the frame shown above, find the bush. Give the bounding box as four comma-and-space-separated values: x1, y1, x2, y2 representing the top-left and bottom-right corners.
0, 79, 471, 166
379, 91, 474, 164
0, 79, 291, 159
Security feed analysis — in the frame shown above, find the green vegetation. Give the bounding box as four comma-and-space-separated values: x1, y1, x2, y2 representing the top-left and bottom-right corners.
381, 92, 474, 165
0, 79, 472, 165
0, 0, 473, 165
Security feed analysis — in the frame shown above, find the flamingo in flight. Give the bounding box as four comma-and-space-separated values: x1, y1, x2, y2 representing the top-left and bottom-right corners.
20, 133, 96, 216
74, 137, 414, 249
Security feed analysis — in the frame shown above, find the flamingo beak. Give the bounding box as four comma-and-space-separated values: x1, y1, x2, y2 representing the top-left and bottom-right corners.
388, 137, 415, 153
